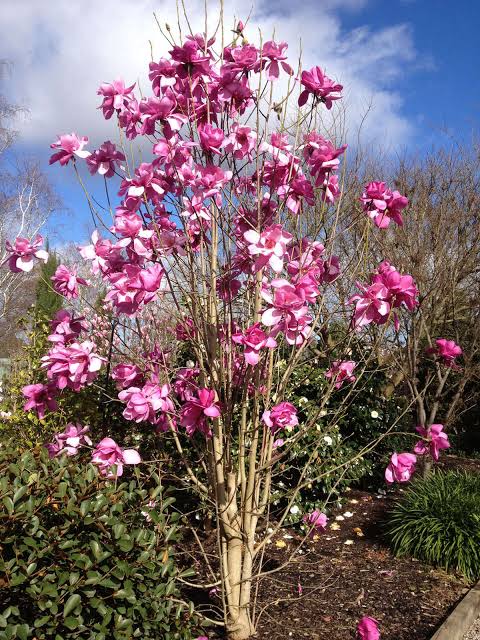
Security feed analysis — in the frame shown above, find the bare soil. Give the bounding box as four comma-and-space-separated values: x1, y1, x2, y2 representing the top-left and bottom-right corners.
187, 455, 480, 639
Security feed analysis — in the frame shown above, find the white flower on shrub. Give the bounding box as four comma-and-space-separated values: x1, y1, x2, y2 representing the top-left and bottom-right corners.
323, 435, 333, 446
290, 505, 300, 515
371, 410, 379, 418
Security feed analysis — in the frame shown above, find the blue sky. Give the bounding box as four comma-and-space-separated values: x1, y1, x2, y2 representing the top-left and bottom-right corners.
341, 0, 480, 140
2, 0, 479, 245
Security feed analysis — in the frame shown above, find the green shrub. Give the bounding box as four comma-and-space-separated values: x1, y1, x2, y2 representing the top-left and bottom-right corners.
275, 353, 410, 520
0, 443, 197, 639
386, 470, 480, 581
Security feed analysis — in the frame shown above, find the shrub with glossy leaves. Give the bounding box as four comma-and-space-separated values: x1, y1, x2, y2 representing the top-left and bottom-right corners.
0, 444, 197, 639
386, 470, 480, 581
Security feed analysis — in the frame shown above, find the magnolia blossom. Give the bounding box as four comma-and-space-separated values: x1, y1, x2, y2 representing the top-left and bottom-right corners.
105, 264, 165, 315
258, 41, 293, 80
111, 363, 144, 389
49, 310, 88, 344
244, 225, 293, 273
428, 338, 462, 367
49, 133, 91, 165
41, 340, 104, 391
298, 66, 343, 108
119, 382, 173, 424
4, 235, 49, 273
91, 437, 141, 478
79, 230, 120, 275
180, 389, 221, 437
357, 616, 380, 640
232, 323, 277, 366
199, 124, 224, 154
385, 452, 417, 484
262, 401, 298, 435
46, 423, 92, 458
414, 424, 450, 461
351, 262, 418, 330
22, 383, 58, 419
303, 510, 328, 534
86, 140, 125, 177
97, 78, 136, 119
51, 265, 89, 299
224, 123, 257, 160
325, 360, 356, 389
361, 181, 408, 228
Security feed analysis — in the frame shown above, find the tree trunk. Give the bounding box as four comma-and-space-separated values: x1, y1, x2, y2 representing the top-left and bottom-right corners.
224, 535, 255, 639
226, 609, 255, 640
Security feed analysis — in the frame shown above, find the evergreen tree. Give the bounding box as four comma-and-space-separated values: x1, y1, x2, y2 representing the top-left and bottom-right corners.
34, 240, 63, 321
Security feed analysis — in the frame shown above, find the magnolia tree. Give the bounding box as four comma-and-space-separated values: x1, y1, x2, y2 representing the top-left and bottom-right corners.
4, 11, 452, 640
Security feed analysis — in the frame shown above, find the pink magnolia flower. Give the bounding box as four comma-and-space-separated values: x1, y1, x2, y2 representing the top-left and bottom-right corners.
357, 616, 380, 640
46, 423, 92, 458
174, 317, 196, 342
321, 174, 341, 204
174, 366, 200, 401
105, 264, 165, 316
49, 310, 88, 344
223, 43, 259, 74
258, 41, 293, 80
303, 510, 328, 534
111, 363, 144, 390
49, 133, 91, 166
149, 59, 178, 96
199, 124, 224, 154
86, 140, 125, 177
22, 383, 58, 419
298, 66, 343, 108
302, 133, 347, 185
361, 181, 408, 228
261, 281, 305, 323
244, 225, 293, 273
51, 265, 88, 300
428, 338, 462, 367
79, 230, 120, 275
414, 424, 450, 461
217, 272, 242, 302
351, 263, 418, 330
4, 235, 49, 273
119, 162, 165, 201
97, 79, 136, 119
325, 360, 356, 389
350, 282, 391, 329
91, 437, 141, 478
373, 262, 418, 312
224, 123, 257, 160
385, 452, 417, 484
262, 401, 298, 435
41, 340, 104, 391
232, 323, 277, 365
277, 174, 315, 215
119, 382, 173, 424
180, 389, 221, 437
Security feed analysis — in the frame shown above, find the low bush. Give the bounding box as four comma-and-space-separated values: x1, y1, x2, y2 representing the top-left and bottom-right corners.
0, 443, 197, 639
386, 470, 480, 581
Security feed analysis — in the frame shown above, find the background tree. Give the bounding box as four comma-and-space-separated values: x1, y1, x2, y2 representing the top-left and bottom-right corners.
0, 71, 61, 355
34, 241, 63, 321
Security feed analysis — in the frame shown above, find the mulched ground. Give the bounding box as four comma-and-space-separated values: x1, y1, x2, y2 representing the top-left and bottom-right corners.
187, 455, 480, 640
252, 488, 468, 640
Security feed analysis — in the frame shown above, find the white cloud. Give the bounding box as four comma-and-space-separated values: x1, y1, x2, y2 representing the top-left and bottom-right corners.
1, 0, 419, 149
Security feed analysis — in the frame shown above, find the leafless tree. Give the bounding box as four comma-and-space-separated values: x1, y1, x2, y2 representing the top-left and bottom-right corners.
0, 87, 61, 354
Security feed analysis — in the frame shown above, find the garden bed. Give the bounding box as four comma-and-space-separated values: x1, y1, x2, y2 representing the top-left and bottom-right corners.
188, 456, 480, 640
252, 488, 468, 640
